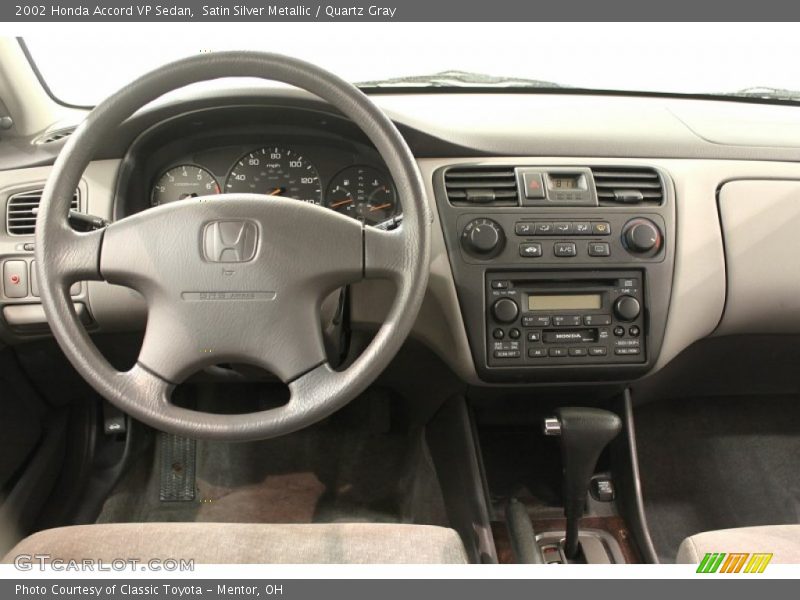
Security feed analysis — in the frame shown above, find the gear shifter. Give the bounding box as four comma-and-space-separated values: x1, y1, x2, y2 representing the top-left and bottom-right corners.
544, 407, 622, 560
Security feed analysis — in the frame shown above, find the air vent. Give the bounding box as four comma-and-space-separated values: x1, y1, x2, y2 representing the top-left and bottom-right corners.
444, 166, 519, 206
34, 128, 75, 145
591, 167, 664, 205
6, 189, 80, 236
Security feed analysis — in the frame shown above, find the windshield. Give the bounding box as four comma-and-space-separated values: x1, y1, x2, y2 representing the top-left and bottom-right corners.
21, 23, 800, 106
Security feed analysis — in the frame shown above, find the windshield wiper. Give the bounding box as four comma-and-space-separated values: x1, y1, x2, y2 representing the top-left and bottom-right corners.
357, 70, 566, 89
727, 87, 800, 102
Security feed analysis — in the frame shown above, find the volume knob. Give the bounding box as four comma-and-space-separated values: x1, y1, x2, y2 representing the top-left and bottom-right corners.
492, 298, 519, 324
462, 218, 505, 257
622, 218, 662, 254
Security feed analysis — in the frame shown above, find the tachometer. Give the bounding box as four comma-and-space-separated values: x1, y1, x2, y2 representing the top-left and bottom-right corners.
324, 166, 397, 225
225, 146, 322, 204
151, 165, 220, 206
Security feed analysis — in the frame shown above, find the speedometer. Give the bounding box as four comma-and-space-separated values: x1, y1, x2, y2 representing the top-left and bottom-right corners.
225, 146, 322, 204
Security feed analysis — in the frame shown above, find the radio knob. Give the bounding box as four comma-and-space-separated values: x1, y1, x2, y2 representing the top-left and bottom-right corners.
622, 218, 662, 254
614, 295, 641, 322
462, 218, 505, 257
492, 298, 519, 324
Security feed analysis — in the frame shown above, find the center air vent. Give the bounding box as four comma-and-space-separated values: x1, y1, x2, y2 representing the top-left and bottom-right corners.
444, 166, 519, 206
6, 189, 80, 235
591, 167, 664, 206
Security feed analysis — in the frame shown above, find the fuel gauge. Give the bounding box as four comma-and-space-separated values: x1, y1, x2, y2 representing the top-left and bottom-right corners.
324, 166, 397, 225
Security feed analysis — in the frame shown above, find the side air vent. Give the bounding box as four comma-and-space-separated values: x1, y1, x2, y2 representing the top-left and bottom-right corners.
6, 189, 80, 235
591, 167, 664, 206
34, 128, 75, 145
444, 166, 519, 206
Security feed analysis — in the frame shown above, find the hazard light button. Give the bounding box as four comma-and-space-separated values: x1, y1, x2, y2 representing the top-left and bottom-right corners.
522, 171, 545, 200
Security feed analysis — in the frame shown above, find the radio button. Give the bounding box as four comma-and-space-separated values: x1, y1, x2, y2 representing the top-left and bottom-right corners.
549, 347, 568, 357
613, 326, 625, 337
592, 222, 612, 235
584, 314, 611, 326
589, 347, 608, 356
519, 243, 543, 258
494, 350, 521, 359
629, 325, 641, 337
569, 347, 588, 357
554, 242, 577, 257
528, 348, 547, 358
492, 328, 505, 340
614, 347, 641, 356
526, 331, 541, 342
508, 328, 521, 340
588, 242, 611, 257
523, 315, 550, 327
573, 222, 591, 235
491, 280, 509, 289
534, 222, 554, 235
553, 315, 583, 327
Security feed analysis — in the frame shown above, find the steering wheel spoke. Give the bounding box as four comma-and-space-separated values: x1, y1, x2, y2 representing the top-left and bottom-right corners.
41, 224, 105, 288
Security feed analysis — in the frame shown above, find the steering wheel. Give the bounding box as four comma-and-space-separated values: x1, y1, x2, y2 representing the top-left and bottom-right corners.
34, 52, 430, 441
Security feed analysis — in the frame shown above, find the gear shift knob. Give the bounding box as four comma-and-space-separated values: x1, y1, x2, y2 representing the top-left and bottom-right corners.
544, 407, 622, 559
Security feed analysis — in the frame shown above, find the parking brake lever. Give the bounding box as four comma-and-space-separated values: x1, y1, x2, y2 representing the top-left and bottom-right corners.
544, 407, 622, 559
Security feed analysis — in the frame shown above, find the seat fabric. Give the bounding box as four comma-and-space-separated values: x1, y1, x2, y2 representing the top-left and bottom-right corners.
676, 525, 800, 564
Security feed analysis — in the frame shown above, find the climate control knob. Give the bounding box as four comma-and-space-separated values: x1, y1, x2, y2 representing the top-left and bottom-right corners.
461, 218, 505, 258
614, 295, 641, 322
492, 298, 519, 324
622, 218, 662, 254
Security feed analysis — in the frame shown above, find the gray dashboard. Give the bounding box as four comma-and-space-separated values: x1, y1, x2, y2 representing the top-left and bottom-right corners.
2, 90, 800, 385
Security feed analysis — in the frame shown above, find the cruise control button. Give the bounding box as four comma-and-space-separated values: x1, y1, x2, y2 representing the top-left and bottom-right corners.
534, 222, 554, 235
569, 347, 588, 357
592, 222, 612, 235
3, 260, 28, 298
573, 222, 591, 235
588, 242, 611, 257
554, 242, 577, 257
519, 243, 543, 258
528, 348, 547, 358
584, 314, 612, 326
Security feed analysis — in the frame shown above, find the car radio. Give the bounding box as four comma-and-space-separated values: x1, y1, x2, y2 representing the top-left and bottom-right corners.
485, 271, 645, 367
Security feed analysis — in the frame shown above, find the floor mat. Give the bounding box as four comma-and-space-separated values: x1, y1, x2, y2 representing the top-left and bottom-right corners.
635, 395, 800, 563
96, 425, 448, 527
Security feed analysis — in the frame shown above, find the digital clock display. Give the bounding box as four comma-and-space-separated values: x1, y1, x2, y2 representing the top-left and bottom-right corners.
549, 176, 580, 189
528, 294, 602, 311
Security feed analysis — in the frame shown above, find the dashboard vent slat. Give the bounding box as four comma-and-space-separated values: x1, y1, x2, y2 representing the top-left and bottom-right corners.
444, 166, 519, 206
591, 167, 664, 206
6, 189, 80, 235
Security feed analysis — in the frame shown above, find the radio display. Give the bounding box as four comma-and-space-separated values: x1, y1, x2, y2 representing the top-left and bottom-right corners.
528, 294, 602, 311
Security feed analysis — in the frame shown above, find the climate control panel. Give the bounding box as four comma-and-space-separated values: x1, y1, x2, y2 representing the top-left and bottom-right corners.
457, 214, 666, 265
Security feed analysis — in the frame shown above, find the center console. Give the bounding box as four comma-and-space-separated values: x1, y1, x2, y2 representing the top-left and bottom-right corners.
434, 164, 675, 383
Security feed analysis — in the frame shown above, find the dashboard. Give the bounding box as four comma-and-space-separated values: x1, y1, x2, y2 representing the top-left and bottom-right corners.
4, 89, 800, 387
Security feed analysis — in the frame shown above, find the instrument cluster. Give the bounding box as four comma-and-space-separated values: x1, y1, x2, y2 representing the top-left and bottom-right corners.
149, 143, 399, 226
